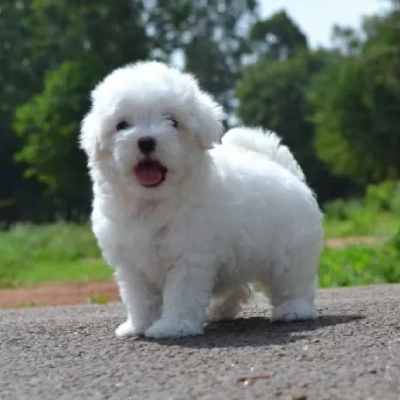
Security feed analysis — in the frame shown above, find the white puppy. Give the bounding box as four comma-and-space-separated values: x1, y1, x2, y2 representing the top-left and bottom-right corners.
80, 61, 323, 339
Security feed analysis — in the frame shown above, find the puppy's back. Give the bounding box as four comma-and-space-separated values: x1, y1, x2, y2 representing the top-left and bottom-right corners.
222, 127, 305, 182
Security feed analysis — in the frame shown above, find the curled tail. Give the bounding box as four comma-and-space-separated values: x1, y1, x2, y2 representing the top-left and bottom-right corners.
222, 127, 305, 181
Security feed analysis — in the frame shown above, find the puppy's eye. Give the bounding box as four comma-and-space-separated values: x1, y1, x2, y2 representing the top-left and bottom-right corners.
169, 118, 178, 128
116, 121, 130, 131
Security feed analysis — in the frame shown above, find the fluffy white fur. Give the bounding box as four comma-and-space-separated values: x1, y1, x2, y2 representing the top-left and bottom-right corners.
80, 61, 324, 339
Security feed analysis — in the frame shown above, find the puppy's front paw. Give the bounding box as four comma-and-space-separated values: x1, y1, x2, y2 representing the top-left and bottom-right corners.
115, 320, 144, 338
144, 318, 204, 339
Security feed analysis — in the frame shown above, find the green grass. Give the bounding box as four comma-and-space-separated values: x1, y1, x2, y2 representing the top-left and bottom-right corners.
323, 210, 399, 238
323, 181, 400, 238
0, 191, 399, 289
319, 240, 400, 288
0, 223, 111, 288
320, 186, 400, 287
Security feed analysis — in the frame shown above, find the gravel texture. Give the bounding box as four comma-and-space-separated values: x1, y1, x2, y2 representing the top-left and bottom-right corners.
1, 284, 399, 400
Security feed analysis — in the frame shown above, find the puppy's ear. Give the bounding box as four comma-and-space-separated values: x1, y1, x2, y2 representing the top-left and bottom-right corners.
79, 111, 108, 161
192, 91, 226, 150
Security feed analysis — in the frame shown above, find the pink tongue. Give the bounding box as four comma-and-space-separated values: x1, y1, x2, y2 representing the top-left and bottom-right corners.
135, 166, 163, 187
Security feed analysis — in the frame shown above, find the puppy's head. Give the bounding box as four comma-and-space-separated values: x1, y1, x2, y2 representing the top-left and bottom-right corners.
80, 61, 224, 199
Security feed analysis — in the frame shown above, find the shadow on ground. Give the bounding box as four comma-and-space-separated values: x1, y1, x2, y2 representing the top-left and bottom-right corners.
138, 314, 365, 349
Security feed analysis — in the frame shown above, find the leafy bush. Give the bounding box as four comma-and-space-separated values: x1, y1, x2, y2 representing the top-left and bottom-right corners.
324, 199, 353, 221
323, 199, 379, 237
319, 228, 400, 287
365, 180, 400, 213
323, 181, 400, 238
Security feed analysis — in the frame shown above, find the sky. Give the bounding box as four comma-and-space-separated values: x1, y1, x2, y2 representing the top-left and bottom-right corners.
259, 0, 391, 48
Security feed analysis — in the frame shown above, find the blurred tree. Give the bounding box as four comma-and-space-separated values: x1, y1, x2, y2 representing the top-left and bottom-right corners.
28, 0, 149, 77
0, 0, 46, 223
250, 10, 308, 60
14, 60, 97, 218
4, 0, 263, 222
12, 0, 261, 222
12, 0, 150, 220
309, 4, 400, 183
237, 49, 354, 201
330, 25, 363, 55
236, 11, 356, 201
7, 0, 400, 222
147, 0, 259, 113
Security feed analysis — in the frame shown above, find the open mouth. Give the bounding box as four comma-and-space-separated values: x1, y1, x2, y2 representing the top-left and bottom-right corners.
133, 159, 167, 188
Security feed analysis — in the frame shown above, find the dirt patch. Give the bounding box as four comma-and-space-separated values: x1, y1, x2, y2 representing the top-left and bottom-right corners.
0, 281, 119, 309
326, 235, 382, 249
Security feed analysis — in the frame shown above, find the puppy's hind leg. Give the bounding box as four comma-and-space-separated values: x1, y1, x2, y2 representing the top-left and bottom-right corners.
208, 284, 253, 322
268, 279, 317, 322
262, 241, 321, 322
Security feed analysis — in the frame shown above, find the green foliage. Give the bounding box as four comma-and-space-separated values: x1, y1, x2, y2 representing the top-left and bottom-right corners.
331, 25, 363, 55
0, 0, 150, 222
2, 0, 400, 225
29, 0, 149, 73
15, 62, 90, 192
1, 0, 261, 222
324, 200, 379, 237
309, 9, 400, 183
309, 56, 377, 181
250, 10, 308, 59
321, 182, 400, 287
319, 233, 400, 287
14, 60, 97, 209
365, 180, 400, 213
171, 0, 258, 110
0, 1, 48, 223
13, 0, 150, 206
323, 181, 400, 238
237, 47, 353, 201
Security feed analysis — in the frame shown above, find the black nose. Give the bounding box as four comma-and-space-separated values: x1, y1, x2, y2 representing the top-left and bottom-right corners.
138, 136, 156, 154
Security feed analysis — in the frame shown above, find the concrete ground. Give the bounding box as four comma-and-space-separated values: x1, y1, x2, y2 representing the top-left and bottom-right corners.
1, 284, 399, 400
